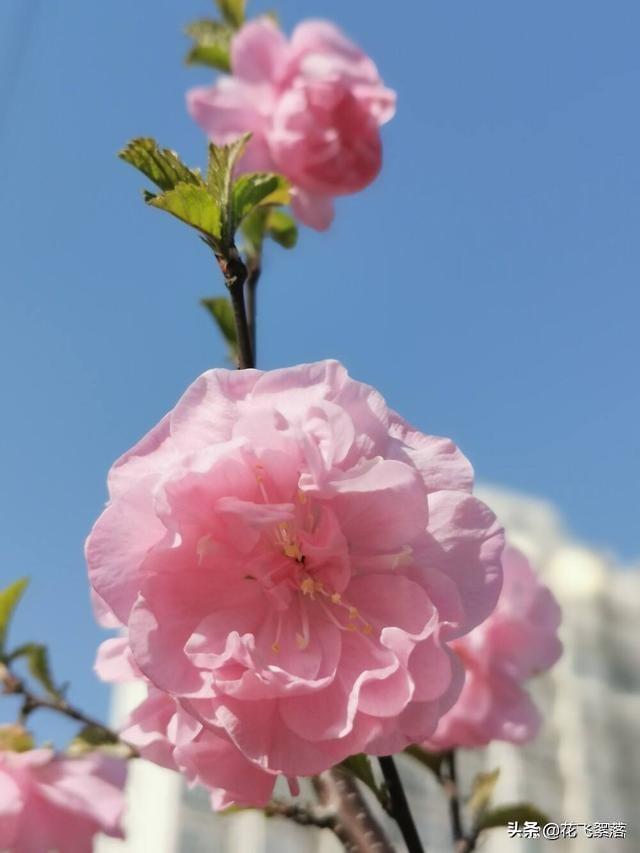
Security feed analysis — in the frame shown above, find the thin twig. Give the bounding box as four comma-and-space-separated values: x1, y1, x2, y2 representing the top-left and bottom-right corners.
379, 756, 425, 853
439, 751, 477, 852
1, 669, 137, 757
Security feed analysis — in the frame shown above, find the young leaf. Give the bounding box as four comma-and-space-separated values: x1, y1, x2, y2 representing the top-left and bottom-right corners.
185, 20, 233, 71
22, 643, 59, 698
477, 803, 551, 832
231, 173, 290, 227
241, 207, 268, 260
216, 0, 246, 29
339, 754, 389, 812
404, 744, 446, 778
201, 297, 238, 357
468, 768, 500, 818
119, 138, 203, 192
148, 183, 222, 242
266, 209, 298, 249
0, 577, 29, 656
207, 137, 250, 241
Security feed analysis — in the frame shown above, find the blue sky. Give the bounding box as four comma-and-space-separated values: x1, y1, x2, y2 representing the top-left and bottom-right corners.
1, 0, 638, 743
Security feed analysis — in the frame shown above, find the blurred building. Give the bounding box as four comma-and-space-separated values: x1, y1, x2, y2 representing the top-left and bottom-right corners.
97, 488, 639, 852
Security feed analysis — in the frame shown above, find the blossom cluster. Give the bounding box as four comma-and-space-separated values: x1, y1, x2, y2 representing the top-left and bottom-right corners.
188, 18, 395, 230
88, 359, 505, 807
0, 741, 126, 853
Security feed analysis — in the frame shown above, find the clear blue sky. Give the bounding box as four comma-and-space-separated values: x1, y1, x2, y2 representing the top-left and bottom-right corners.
1, 0, 638, 743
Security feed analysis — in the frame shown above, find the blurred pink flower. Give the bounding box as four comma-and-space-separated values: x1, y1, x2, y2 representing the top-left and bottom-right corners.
87, 360, 503, 803
425, 546, 563, 751
0, 747, 126, 852
187, 18, 396, 230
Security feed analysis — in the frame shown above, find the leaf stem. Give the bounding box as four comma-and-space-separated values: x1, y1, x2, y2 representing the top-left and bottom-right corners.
378, 755, 425, 853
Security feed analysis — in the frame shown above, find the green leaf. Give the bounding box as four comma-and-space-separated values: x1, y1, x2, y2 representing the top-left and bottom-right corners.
22, 643, 59, 698
216, 0, 246, 29
0, 578, 29, 656
240, 207, 268, 260
148, 183, 222, 242
201, 296, 238, 357
232, 173, 290, 227
119, 138, 203, 192
468, 768, 500, 818
185, 20, 232, 71
266, 209, 298, 249
69, 724, 119, 755
0, 724, 35, 753
477, 803, 551, 832
339, 755, 389, 811
404, 744, 446, 778
207, 137, 250, 241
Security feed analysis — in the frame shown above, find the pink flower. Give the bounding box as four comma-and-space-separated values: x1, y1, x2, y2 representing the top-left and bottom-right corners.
87, 360, 503, 804
0, 746, 126, 852
187, 18, 396, 230
425, 546, 563, 751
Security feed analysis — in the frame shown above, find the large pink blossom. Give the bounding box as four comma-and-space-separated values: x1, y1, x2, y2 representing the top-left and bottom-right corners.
425, 546, 563, 751
87, 360, 503, 804
0, 745, 126, 852
187, 18, 396, 230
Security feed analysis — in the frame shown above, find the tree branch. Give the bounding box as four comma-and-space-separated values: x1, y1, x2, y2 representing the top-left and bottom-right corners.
1, 665, 136, 757
313, 768, 396, 853
378, 756, 425, 853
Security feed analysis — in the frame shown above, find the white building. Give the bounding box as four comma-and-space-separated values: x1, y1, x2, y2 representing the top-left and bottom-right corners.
98, 488, 639, 852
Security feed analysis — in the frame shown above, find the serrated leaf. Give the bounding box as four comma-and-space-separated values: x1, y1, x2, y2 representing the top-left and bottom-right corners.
232, 173, 290, 227
148, 183, 222, 242
207, 137, 250, 241
216, 0, 246, 29
477, 803, 551, 832
0, 578, 29, 656
0, 724, 34, 753
119, 138, 203, 192
201, 297, 238, 358
404, 744, 446, 777
185, 20, 232, 71
266, 209, 298, 249
468, 768, 500, 818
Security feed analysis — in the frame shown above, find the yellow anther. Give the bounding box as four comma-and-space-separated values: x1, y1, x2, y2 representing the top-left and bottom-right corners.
296, 634, 309, 650
362, 624, 373, 635
271, 642, 280, 654
300, 577, 316, 596
283, 541, 303, 561
348, 607, 359, 620
331, 592, 342, 604
346, 623, 357, 632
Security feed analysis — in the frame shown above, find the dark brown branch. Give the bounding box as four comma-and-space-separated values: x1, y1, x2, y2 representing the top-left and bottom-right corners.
313, 768, 396, 853
379, 756, 425, 853
214, 243, 254, 369
246, 261, 261, 365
